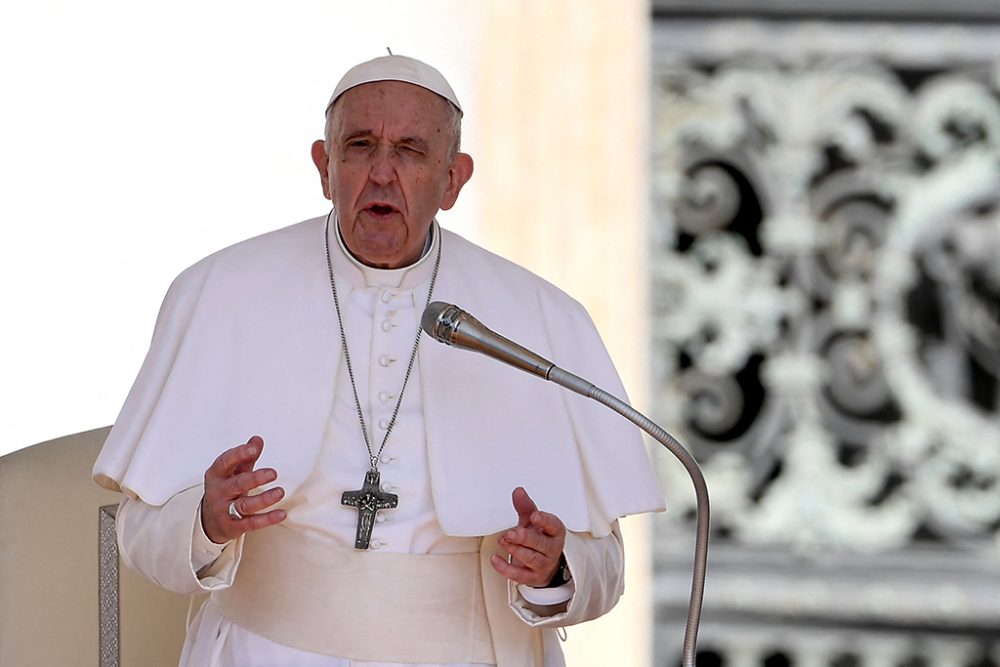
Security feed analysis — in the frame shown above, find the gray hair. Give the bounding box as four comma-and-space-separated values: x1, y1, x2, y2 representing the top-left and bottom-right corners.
323, 94, 463, 161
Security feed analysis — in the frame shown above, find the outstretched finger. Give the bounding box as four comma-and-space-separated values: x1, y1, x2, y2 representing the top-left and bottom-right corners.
207, 436, 264, 481
490, 553, 531, 585
229, 507, 287, 535
511, 486, 538, 528
489, 551, 553, 588
501, 524, 555, 555
530, 510, 565, 538
233, 435, 265, 475
231, 485, 286, 517
224, 467, 279, 500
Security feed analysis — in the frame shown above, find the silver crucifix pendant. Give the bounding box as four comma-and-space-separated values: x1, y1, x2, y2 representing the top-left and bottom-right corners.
341, 469, 398, 549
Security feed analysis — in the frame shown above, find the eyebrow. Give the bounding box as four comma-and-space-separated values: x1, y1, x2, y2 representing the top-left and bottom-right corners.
342, 130, 374, 143
397, 136, 430, 151
340, 130, 430, 152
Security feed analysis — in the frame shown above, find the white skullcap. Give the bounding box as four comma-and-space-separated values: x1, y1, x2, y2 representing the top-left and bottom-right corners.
326, 54, 462, 114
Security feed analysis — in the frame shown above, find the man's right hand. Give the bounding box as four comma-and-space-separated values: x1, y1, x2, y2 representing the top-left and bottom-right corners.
201, 435, 286, 544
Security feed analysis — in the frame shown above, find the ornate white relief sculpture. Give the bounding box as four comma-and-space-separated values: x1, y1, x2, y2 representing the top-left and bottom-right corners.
653, 53, 1000, 558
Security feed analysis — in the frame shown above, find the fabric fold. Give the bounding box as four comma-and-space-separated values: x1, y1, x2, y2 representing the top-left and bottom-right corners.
94, 216, 665, 537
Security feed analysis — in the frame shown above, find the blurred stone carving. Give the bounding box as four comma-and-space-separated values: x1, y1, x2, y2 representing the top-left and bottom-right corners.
651, 10, 1000, 666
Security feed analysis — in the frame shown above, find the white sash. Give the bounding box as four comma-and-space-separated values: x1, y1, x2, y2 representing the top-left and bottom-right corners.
212, 526, 495, 664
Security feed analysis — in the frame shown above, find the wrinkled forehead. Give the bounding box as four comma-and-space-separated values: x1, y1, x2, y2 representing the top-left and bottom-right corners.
329, 81, 457, 142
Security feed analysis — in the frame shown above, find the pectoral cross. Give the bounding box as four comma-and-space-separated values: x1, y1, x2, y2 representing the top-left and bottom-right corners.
341, 469, 398, 549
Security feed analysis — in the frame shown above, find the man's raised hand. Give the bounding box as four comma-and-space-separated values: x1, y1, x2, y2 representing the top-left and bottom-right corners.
200, 435, 286, 544
490, 486, 567, 587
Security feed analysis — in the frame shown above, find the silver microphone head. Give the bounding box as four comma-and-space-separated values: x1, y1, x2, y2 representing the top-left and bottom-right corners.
421, 301, 465, 346
421, 301, 555, 379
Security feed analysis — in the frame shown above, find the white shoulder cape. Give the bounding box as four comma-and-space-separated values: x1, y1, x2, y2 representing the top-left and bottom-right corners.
93, 217, 665, 537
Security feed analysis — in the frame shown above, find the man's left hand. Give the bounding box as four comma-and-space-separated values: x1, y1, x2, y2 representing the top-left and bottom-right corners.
491, 486, 567, 587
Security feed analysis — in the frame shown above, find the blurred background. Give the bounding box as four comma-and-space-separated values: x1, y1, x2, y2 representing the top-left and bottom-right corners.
649, 2, 1000, 666
2, 1, 999, 666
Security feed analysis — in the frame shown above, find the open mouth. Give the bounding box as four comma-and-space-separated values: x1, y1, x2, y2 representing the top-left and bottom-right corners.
366, 204, 398, 216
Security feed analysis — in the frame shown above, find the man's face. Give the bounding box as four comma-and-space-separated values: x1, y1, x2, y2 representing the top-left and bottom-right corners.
311, 80, 473, 269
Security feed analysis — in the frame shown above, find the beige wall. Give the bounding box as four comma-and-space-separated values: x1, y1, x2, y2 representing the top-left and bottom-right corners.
464, 2, 653, 665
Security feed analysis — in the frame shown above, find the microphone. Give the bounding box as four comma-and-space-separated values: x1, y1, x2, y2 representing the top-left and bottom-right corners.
420, 301, 710, 667
420, 302, 555, 380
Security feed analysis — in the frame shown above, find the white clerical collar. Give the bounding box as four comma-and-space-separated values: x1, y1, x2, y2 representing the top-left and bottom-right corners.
330, 214, 439, 290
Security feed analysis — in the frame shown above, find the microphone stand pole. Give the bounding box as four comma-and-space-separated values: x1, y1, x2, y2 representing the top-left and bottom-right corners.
546, 366, 709, 667
421, 303, 709, 667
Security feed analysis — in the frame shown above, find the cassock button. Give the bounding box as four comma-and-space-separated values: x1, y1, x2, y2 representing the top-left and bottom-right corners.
378, 391, 393, 403
380, 292, 393, 303
378, 355, 396, 367
381, 320, 397, 332
378, 418, 390, 430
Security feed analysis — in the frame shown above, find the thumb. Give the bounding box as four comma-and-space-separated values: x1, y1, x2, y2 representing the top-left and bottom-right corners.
511, 486, 538, 527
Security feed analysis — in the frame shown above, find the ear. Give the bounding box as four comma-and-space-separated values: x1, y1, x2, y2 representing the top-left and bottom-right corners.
310, 140, 332, 200
439, 152, 474, 211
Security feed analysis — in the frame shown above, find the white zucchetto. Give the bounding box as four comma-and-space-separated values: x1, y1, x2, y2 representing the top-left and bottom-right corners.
326, 54, 462, 114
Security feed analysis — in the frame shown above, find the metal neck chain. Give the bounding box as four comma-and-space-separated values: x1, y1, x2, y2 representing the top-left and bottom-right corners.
324, 210, 442, 471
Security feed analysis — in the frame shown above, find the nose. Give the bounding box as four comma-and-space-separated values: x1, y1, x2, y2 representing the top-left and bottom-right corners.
368, 147, 397, 186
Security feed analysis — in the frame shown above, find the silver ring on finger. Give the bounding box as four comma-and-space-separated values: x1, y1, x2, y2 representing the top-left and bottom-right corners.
228, 500, 244, 520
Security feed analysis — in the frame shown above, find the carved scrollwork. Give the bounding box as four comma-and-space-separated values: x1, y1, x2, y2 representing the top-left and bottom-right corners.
652, 13, 1000, 666
653, 47, 1000, 556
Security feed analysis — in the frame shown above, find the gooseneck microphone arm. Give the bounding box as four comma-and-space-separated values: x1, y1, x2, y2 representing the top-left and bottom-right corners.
421, 302, 709, 667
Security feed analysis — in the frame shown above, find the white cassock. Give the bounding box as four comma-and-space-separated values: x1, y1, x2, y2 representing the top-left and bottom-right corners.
95, 217, 665, 667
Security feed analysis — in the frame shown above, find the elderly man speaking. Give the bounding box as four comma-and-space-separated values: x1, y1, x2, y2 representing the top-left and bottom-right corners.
94, 54, 664, 667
